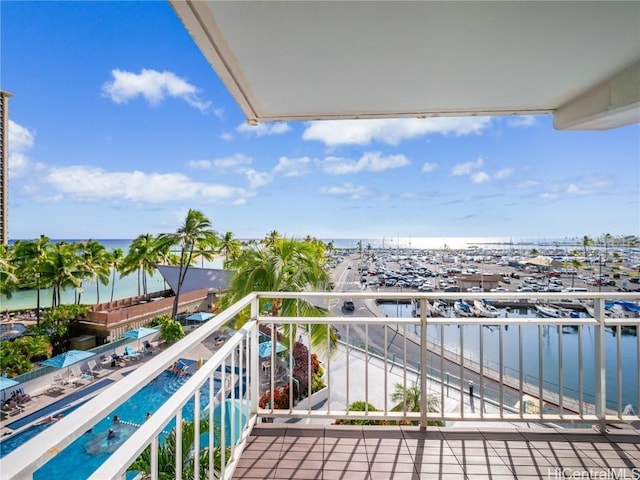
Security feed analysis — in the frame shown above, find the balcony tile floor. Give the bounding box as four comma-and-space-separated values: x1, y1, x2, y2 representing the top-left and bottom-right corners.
233, 424, 640, 479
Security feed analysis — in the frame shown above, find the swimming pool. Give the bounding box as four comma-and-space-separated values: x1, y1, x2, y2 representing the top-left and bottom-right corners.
5, 369, 215, 480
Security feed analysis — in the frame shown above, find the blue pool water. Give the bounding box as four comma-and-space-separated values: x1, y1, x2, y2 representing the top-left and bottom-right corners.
1, 369, 215, 480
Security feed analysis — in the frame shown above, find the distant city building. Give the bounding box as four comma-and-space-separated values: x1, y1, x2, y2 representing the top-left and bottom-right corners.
0, 90, 12, 245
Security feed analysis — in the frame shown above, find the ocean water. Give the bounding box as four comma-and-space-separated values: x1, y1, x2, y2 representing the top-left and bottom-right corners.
2, 239, 222, 311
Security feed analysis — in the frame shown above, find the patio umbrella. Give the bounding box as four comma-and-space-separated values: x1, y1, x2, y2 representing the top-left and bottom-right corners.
40, 349, 94, 380
258, 341, 287, 358
0, 377, 19, 401
122, 326, 159, 350
186, 312, 215, 322
526, 256, 562, 268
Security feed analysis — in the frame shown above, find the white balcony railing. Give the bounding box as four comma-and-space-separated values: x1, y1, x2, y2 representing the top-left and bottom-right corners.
1, 291, 639, 479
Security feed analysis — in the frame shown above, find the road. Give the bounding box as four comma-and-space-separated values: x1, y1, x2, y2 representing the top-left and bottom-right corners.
328, 254, 533, 408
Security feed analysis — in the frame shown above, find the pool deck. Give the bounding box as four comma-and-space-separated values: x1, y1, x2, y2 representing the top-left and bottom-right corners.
0, 331, 226, 438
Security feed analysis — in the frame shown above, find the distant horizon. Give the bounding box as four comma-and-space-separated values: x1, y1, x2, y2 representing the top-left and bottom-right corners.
7, 235, 639, 252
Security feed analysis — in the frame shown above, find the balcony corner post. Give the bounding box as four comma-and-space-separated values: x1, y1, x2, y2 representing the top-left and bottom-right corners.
593, 298, 607, 433
419, 298, 428, 431
250, 295, 260, 417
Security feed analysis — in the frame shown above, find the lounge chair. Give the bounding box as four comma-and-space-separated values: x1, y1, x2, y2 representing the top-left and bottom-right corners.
1, 401, 21, 419
99, 355, 111, 367
50, 373, 70, 389
142, 340, 156, 355
110, 353, 126, 367
12, 387, 35, 408
86, 359, 106, 377
70, 366, 93, 386
123, 346, 141, 361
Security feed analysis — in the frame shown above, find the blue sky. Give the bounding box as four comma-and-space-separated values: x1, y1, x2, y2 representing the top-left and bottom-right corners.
3, 1, 639, 242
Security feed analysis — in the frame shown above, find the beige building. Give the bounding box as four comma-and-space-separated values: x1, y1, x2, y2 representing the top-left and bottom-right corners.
0, 90, 12, 245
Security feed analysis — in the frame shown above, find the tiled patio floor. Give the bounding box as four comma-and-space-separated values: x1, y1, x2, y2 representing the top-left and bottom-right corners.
233, 424, 640, 479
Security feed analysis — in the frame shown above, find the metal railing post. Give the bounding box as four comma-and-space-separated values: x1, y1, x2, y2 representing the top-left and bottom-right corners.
593, 298, 607, 433
420, 298, 428, 430
250, 296, 260, 417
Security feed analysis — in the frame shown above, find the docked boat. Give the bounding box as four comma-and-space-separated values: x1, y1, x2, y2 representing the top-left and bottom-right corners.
535, 304, 562, 318
428, 300, 448, 317
536, 304, 580, 318
413, 299, 448, 317
454, 300, 473, 317
473, 300, 500, 318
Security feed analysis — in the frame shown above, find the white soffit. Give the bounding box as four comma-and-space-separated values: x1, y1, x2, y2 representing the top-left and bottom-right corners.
170, 1, 640, 130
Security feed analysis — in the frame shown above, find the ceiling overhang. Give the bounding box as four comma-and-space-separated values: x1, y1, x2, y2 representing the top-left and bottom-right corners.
170, 1, 640, 130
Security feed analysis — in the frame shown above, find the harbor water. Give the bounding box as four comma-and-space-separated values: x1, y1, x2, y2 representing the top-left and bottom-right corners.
377, 301, 638, 413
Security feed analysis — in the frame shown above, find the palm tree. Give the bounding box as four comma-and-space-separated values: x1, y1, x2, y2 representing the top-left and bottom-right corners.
582, 235, 593, 267
603, 233, 613, 261
130, 417, 226, 480
224, 237, 336, 353
161, 209, 217, 319
77, 240, 111, 304
263, 230, 280, 247
40, 241, 83, 308
11, 235, 51, 324
219, 231, 241, 269
109, 248, 125, 302
564, 259, 583, 288
390, 382, 443, 426
122, 234, 162, 296
0, 244, 18, 300
194, 234, 219, 268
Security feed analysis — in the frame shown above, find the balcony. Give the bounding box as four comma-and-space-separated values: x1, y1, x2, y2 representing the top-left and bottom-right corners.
1, 291, 639, 479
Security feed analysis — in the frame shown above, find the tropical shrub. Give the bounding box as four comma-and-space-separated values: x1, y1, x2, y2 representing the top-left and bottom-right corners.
258, 382, 299, 410
160, 318, 185, 343
130, 418, 227, 480
334, 401, 389, 426
0, 335, 51, 376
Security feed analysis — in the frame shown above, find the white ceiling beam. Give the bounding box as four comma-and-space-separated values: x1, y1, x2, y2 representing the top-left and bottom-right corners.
554, 61, 640, 130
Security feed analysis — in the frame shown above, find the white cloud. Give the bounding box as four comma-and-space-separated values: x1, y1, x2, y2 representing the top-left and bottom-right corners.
540, 192, 559, 199
188, 154, 252, 171
421, 162, 438, 173
44, 166, 249, 203
567, 184, 589, 195
236, 122, 291, 137
242, 168, 272, 189
213, 154, 253, 170
220, 132, 234, 142
322, 152, 410, 175
303, 117, 492, 146
8, 121, 36, 178
320, 182, 370, 199
188, 160, 214, 169
273, 156, 312, 177
452, 157, 484, 176
507, 115, 536, 127
102, 69, 211, 112
471, 172, 490, 183
9, 120, 34, 151
518, 180, 539, 188
8, 153, 30, 178
494, 168, 514, 179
